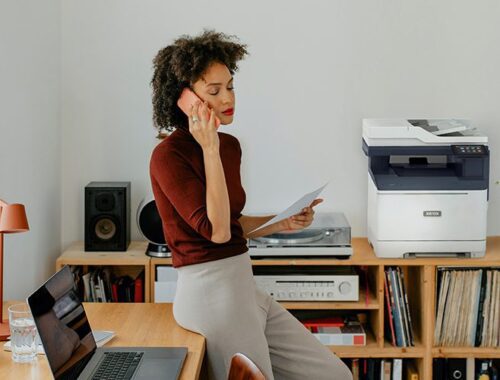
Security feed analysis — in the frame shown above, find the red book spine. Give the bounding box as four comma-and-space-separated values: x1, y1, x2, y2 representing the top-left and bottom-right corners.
111, 283, 119, 302
302, 317, 344, 328
134, 276, 143, 303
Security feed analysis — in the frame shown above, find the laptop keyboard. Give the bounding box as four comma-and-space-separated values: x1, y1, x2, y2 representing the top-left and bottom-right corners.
92, 352, 144, 380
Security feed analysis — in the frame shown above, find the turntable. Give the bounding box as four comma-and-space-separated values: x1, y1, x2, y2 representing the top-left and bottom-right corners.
248, 212, 352, 258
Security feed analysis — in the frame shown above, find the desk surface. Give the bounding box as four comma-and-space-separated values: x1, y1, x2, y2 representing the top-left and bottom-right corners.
0, 303, 205, 380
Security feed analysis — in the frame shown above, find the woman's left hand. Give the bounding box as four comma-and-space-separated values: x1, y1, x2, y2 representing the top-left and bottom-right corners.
280, 198, 324, 231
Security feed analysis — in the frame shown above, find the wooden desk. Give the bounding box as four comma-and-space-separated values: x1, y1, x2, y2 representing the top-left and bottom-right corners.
0, 303, 205, 380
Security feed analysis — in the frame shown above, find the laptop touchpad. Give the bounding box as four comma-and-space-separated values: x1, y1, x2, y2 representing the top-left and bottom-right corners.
135, 358, 183, 379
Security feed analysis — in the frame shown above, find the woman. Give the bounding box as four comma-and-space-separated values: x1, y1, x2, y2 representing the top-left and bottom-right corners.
150, 30, 352, 380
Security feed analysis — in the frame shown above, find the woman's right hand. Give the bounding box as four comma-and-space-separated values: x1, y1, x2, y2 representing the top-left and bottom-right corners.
189, 100, 219, 152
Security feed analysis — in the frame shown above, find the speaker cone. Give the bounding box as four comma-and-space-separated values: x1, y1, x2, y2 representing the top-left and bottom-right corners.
94, 217, 117, 240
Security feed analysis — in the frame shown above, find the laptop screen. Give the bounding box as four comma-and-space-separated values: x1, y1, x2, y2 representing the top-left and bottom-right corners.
28, 266, 97, 380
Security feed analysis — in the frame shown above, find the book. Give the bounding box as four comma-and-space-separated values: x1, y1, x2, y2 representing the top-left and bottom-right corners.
441, 270, 457, 346
82, 272, 91, 302
386, 269, 402, 346
312, 324, 366, 346
469, 270, 482, 346
373, 359, 381, 380
351, 358, 359, 380
466, 357, 475, 380
490, 271, 499, 347
481, 270, 492, 346
394, 268, 409, 346
397, 267, 415, 346
434, 269, 450, 345
302, 316, 344, 333
382, 359, 391, 380
475, 270, 488, 346
134, 271, 144, 303
383, 272, 396, 346
366, 359, 376, 380
392, 358, 402, 380
433, 359, 446, 380
388, 268, 405, 346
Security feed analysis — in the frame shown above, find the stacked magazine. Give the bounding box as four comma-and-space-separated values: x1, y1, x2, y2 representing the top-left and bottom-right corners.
384, 266, 415, 347
434, 267, 499, 347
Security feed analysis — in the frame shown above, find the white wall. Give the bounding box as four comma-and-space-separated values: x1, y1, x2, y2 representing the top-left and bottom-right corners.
3, 1, 498, 301
60, 0, 500, 248
0, 0, 61, 299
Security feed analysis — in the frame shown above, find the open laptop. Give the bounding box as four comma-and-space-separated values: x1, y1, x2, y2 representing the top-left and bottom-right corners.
27, 266, 187, 380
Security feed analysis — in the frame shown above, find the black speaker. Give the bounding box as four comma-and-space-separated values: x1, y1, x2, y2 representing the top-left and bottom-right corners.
85, 181, 131, 251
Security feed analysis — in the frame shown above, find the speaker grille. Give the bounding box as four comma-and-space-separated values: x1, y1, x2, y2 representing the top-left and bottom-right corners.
95, 193, 116, 212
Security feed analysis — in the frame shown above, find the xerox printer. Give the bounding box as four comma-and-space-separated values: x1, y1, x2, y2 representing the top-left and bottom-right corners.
362, 119, 489, 258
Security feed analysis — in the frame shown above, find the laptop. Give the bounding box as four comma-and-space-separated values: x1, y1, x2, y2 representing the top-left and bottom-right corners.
27, 266, 187, 380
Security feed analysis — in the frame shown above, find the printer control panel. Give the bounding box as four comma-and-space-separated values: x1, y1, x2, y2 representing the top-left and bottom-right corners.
451, 145, 487, 155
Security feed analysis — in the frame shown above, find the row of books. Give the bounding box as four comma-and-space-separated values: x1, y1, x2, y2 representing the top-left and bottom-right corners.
345, 358, 418, 380
433, 358, 498, 380
70, 266, 144, 303
301, 314, 366, 346
434, 267, 499, 347
384, 266, 415, 347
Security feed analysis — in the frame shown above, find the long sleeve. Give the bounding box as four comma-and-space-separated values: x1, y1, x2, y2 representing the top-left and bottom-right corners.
149, 129, 248, 268
150, 149, 213, 241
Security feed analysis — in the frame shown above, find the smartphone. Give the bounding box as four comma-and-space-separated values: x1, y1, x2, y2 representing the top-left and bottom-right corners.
177, 88, 221, 128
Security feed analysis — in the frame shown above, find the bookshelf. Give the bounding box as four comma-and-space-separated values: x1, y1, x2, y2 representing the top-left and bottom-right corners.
57, 237, 500, 379
56, 241, 151, 302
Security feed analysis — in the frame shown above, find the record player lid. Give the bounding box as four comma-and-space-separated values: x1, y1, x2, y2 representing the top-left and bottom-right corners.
249, 212, 351, 248
253, 230, 324, 245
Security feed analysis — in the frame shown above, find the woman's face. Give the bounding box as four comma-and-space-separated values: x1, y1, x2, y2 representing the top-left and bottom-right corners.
192, 62, 235, 125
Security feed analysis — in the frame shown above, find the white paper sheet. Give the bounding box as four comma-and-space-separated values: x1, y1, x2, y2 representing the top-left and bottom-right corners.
248, 183, 328, 234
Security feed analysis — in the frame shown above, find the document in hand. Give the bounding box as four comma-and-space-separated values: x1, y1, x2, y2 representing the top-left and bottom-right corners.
248, 183, 328, 234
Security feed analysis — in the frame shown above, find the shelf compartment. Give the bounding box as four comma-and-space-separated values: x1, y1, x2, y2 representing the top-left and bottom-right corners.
381, 266, 423, 349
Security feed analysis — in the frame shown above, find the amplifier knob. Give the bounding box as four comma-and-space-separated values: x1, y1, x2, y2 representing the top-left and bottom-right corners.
339, 281, 352, 295
326, 292, 334, 298
289, 292, 296, 298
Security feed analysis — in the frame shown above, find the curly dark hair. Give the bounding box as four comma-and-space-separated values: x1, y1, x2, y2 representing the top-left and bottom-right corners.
151, 30, 248, 136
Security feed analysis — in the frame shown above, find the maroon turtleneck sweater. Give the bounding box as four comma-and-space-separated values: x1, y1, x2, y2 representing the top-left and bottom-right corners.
149, 127, 248, 267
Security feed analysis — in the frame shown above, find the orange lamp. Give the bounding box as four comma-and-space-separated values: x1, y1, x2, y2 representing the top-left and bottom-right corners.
0, 199, 29, 340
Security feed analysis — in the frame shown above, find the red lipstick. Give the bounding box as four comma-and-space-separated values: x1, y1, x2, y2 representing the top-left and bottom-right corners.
222, 108, 234, 116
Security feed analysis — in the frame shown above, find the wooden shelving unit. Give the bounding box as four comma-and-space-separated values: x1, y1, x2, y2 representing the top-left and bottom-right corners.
56, 241, 151, 302
58, 237, 500, 379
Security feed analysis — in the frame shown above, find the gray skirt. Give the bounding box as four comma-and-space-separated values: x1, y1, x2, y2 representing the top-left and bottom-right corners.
173, 253, 352, 380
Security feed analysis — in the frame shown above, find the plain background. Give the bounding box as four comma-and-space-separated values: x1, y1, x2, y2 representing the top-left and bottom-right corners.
1, 0, 499, 299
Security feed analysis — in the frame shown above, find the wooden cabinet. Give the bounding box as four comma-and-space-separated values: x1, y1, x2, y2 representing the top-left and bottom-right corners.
58, 237, 500, 379
56, 241, 151, 302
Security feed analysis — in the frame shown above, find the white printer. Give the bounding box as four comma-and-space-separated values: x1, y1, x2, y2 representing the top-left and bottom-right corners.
362, 119, 489, 258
